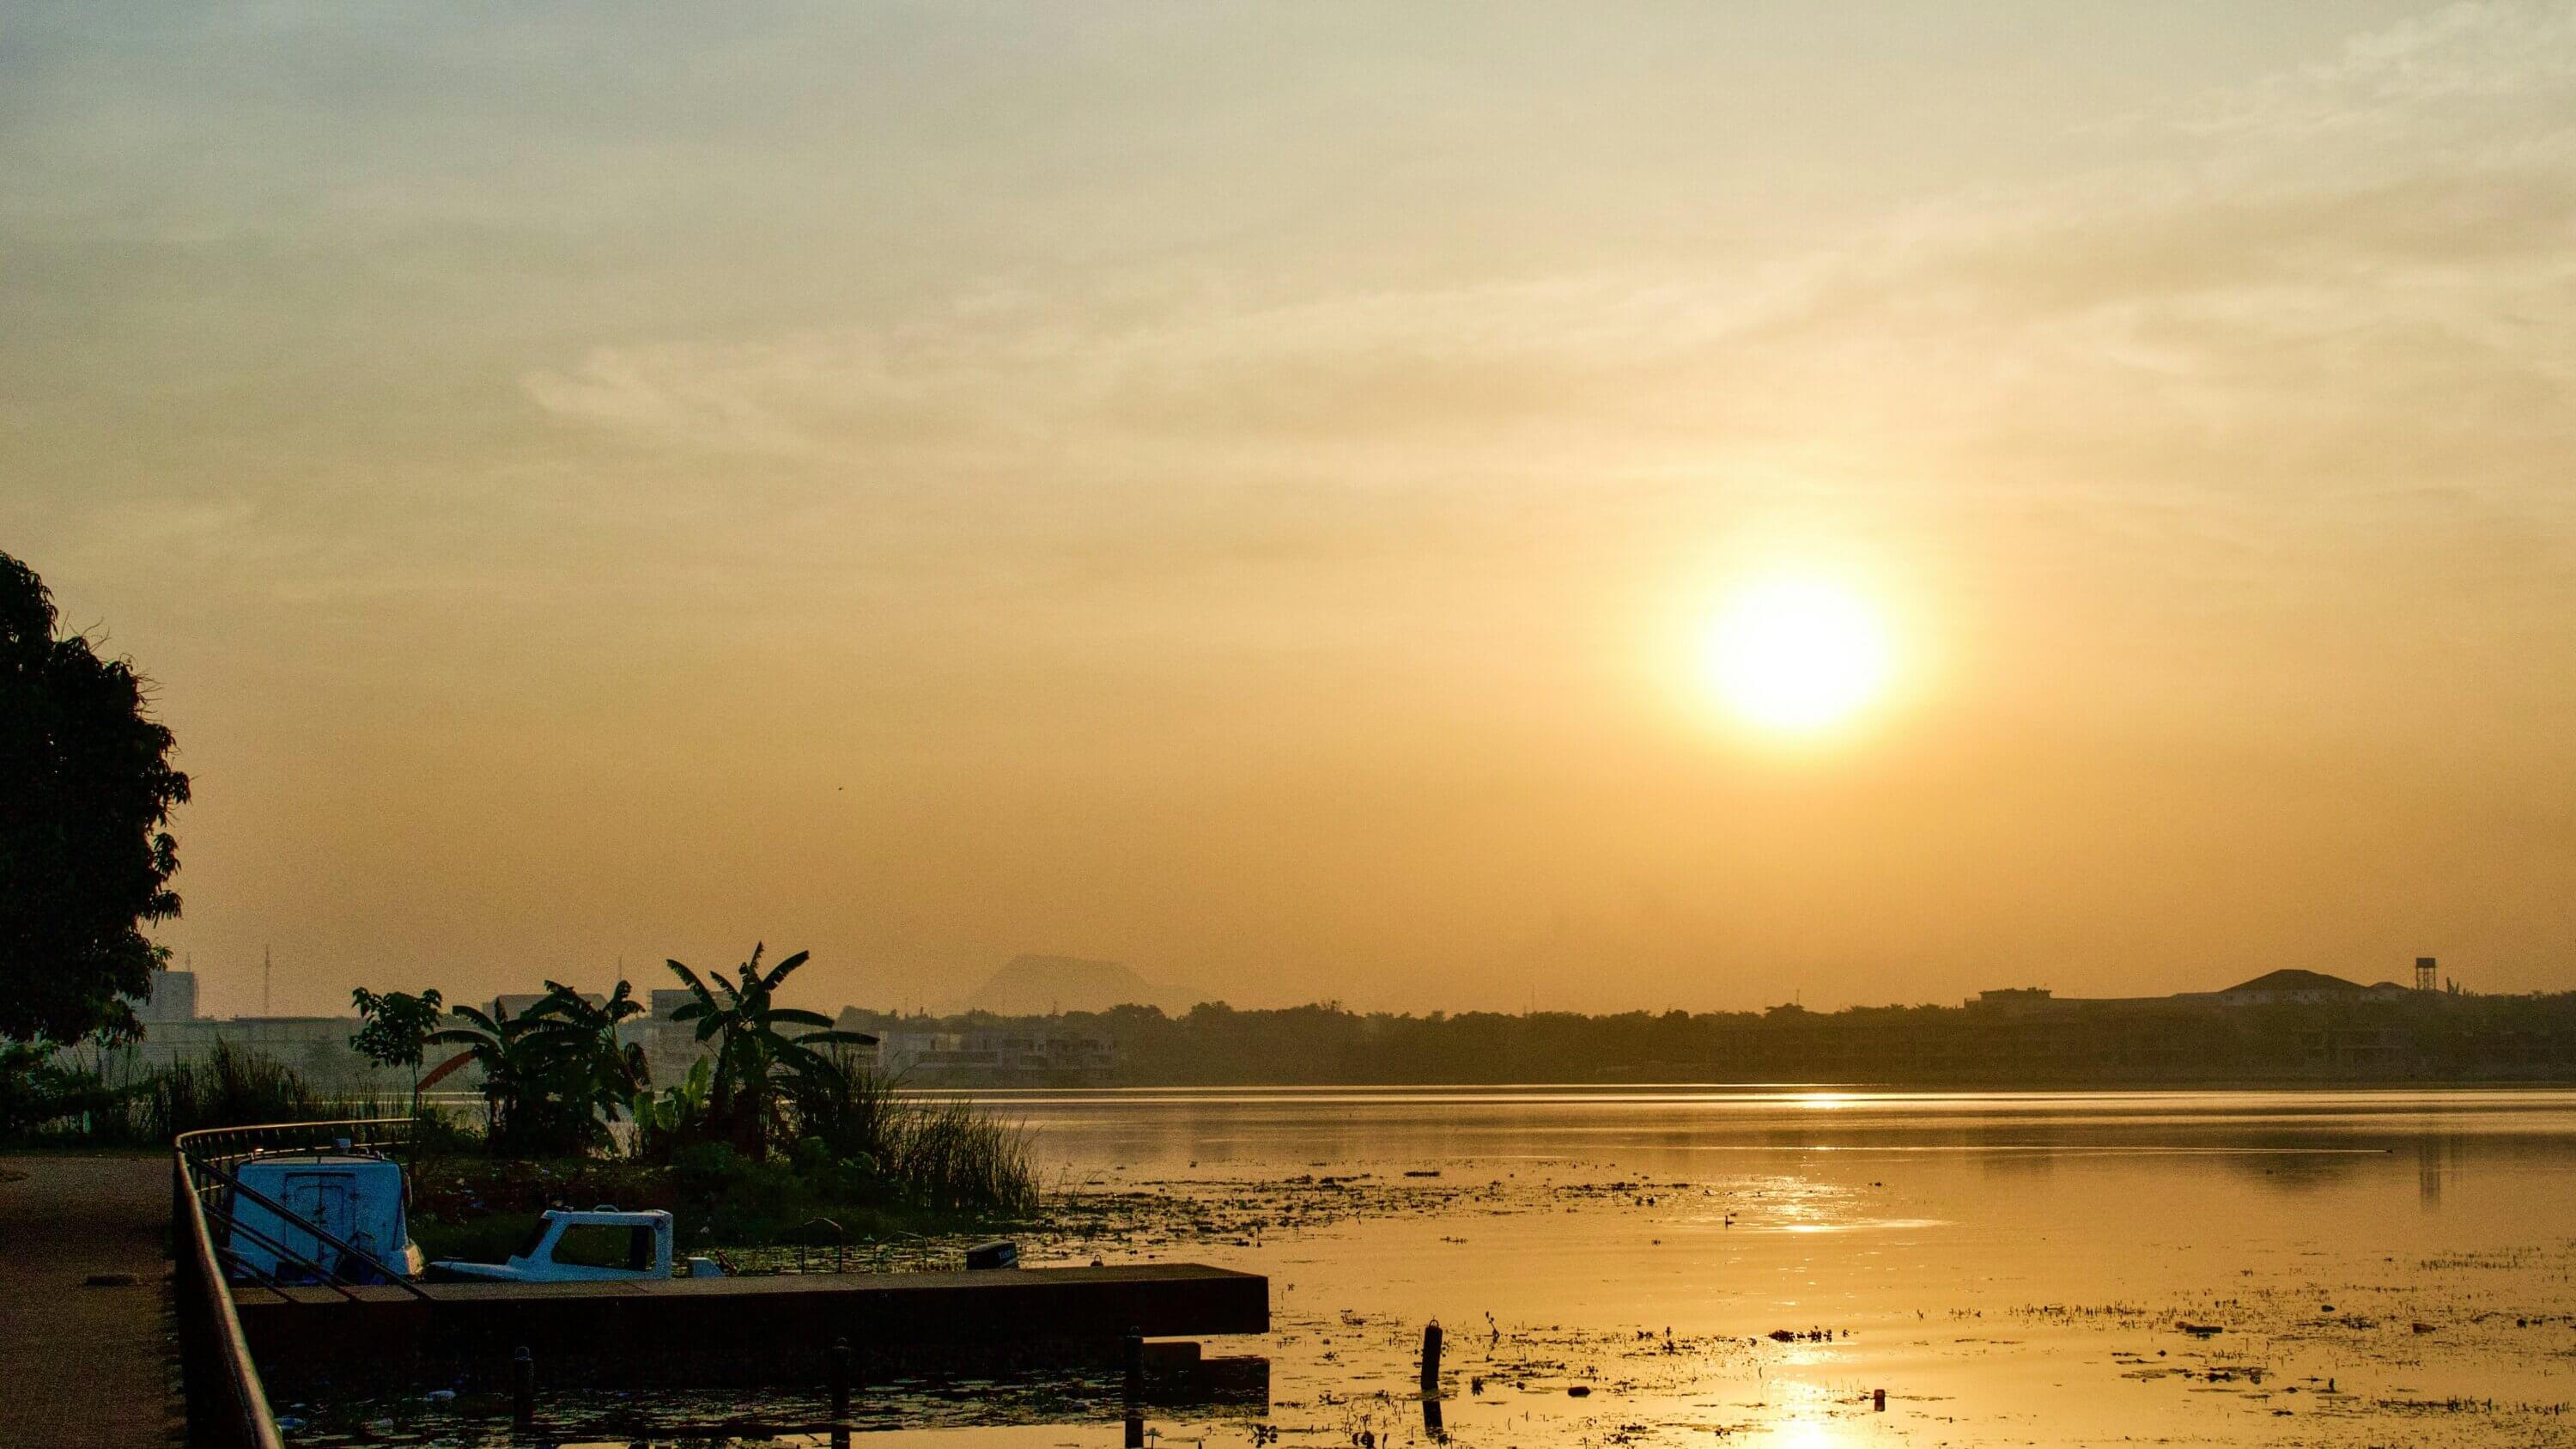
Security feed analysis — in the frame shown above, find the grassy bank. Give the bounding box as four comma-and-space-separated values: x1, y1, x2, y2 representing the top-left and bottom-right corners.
405, 1074, 1041, 1262
5, 1036, 1042, 1264
400, 1148, 1036, 1264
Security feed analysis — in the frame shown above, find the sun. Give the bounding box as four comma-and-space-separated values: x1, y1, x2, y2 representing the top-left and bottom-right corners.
1701, 574, 1893, 734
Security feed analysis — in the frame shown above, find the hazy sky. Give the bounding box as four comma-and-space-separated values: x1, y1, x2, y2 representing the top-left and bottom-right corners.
7, 3, 2573, 1017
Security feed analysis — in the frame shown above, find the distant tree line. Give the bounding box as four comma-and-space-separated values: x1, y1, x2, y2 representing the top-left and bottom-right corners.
886, 993, 2576, 1086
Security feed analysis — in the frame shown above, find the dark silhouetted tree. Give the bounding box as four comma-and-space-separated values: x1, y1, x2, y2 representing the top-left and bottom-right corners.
351, 987, 447, 1111
0, 552, 189, 1043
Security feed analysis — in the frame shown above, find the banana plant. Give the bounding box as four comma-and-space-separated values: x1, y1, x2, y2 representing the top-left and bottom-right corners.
629, 1055, 714, 1164
532, 977, 649, 1120
664, 944, 875, 1158
426, 998, 595, 1156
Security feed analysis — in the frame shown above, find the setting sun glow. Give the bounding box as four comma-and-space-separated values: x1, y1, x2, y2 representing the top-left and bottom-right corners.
1703, 575, 1893, 735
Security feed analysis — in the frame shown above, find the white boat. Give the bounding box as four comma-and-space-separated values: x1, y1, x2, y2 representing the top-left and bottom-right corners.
428, 1206, 726, 1283
220, 1142, 720, 1287
226, 1145, 426, 1285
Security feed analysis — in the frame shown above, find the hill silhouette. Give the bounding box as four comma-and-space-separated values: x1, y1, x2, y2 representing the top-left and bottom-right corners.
966, 954, 1184, 1015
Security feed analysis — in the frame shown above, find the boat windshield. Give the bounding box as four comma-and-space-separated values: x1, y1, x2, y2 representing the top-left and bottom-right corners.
513, 1218, 555, 1260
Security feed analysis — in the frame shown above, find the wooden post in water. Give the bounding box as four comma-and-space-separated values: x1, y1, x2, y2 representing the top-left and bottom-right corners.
829, 1336, 852, 1419
1121, 1325, 1147, 1449
511, 1345, 535, 1428
1873, 1388, 1886, 1412
1420, 1320, 1443, 1396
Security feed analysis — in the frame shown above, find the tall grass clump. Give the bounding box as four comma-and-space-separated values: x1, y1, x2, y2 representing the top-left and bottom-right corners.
790, 1057, 1037, 1215
891, 1096, 1038, 1214
1, 1041, 435, 1147
135, 1041, 352, 1139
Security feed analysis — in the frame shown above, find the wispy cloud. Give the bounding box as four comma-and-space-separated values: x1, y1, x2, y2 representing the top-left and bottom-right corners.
519, 4, 2576, 512
2187, 0, 2576, 136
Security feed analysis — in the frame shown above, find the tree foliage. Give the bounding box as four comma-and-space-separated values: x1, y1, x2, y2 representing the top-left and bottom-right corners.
350, 987, 445, 1097
834, 993, 2576, 1087
665, 944, 873, 1158
0, 551, 190, 1043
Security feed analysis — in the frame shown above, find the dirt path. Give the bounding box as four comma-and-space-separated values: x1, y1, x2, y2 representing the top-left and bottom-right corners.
0, 1154, 182, 1448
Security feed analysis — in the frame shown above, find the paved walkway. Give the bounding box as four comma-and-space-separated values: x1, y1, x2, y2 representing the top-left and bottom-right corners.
0, 1154, 183, 1448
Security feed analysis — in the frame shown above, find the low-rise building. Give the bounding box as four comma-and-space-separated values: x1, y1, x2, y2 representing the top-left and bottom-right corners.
873, 1026, 1118, 1087
2214, 969, 2370, 1007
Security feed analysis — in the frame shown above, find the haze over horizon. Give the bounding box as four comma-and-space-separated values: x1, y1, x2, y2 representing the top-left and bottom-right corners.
8, 3, 2574, 1019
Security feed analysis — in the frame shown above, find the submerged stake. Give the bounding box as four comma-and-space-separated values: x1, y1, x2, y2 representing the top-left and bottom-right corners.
1421, 1320, 1443, 1394
511, 1345, 535, 1428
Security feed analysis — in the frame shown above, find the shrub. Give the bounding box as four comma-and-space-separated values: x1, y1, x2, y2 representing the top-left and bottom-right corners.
0, 1042, 92, 1138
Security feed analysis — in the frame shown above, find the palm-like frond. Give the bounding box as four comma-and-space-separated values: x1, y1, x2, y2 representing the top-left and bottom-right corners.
793, 1027, 876, 1047
775, 1040, 841, 1080
665, 959, 713, 1001
761, 949, 811, 992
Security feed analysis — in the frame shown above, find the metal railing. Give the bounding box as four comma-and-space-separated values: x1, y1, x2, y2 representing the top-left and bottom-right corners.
170, 1117, 421, 1446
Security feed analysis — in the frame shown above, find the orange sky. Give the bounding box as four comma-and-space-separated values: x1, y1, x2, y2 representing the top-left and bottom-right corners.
6, 3, 2573, 1016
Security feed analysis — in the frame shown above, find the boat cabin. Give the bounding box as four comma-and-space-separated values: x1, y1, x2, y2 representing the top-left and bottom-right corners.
227, 1148, 424, 1285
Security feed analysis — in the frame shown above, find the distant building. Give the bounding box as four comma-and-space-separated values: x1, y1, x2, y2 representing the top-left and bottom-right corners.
96, 1014, 408, 1092
1970, 988, 2054, 1014
2214, 969, 2367, 1007
136, 969, 199, 1024
623, 993, 719, 1086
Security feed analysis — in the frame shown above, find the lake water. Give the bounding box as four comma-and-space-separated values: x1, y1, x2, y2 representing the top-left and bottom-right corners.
317, 1087, 2576, 1447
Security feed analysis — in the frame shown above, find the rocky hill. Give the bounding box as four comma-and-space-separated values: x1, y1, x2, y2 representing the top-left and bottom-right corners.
966, 954, 1185, 1015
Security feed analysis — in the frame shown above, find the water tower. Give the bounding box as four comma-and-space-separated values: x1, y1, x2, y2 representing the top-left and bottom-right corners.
2415, 956, 2438, 992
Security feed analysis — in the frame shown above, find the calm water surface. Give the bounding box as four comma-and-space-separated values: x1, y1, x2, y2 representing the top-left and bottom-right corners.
408, 1087, 2576, 1448
1000, 1087, 2576, 1448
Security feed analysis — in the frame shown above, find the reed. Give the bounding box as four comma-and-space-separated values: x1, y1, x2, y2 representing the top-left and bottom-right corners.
2, 1042, 399, 1145
793, 1059, 1038, 1214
